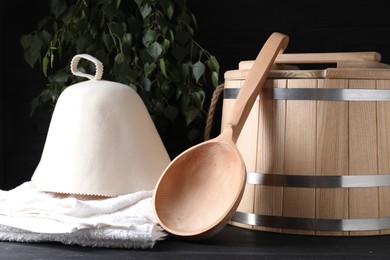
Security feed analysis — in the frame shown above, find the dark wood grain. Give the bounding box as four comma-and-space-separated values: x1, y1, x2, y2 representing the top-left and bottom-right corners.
0, 225, 389, 259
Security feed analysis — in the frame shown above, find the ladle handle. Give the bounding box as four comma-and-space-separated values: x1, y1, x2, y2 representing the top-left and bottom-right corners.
225, 32, 289, 143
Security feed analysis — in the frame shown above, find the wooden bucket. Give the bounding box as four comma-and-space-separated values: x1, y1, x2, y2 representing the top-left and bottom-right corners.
221, 52, 390, 236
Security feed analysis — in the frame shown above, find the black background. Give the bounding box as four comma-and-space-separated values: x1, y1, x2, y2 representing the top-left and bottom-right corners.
2, 0, 390, 190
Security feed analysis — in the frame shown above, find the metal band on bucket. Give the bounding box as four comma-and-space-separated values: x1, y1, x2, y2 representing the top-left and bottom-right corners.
246, 172, 390, 188
230, 172, 390, 231
231, 212, 390, 232
224, 88, 390, 101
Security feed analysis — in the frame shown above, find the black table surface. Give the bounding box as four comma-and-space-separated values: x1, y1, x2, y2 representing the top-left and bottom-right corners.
1, 225, 390, 259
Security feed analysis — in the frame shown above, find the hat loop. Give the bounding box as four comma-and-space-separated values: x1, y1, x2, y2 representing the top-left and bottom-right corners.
70, 54, 104, 81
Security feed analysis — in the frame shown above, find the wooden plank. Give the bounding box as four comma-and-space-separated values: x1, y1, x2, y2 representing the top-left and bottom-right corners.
222, 79, 258, 229
238, 52, 382, 70
268, 70, 326, 79
325, 68, 390, 80
254, 79, 286, 233
282, 79, 317, 235
315, 79, 349, 236
348, 79, 379, 236
377, 80, 390, 235
225, 68, 326, 80
275, 52, 381, 64
337, 61, 390, 69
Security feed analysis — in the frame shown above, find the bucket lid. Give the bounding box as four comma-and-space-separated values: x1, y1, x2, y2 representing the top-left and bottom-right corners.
31, 54, 171, 196
225, 52, 390, 80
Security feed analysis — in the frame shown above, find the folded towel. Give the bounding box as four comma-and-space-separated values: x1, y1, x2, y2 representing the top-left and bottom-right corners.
0, 182, 168, 248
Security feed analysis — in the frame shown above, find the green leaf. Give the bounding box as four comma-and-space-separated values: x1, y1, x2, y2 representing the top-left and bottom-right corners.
167, 3, 174, 19
175, 29, 191, 45
49, 85, 62, 103
156, 15, 169, 30
192, 61, 205, 82
147, 42, 162, 60
154, 101, 164, 115
23, 50, 41, 69
211, 71, 219, 87
89, 5, 98, 22
144, 63, 156, 76
94, 50, 109, 66
122, 33, 132, 57
42, 56, 49, 77
159, 0, 170, 11
163, 105, 178, 123
208, 55, 220, 73
102, 1, 118, 20
62, 30, 73, 45
180, 94, 190, 111
20, 34, 43, 65
76, 17, 88, 33
142, 76, 152, 92
102, 33, 115, 51
172, 46, 187, 62
50, 71, 69, 83
115, 52, 125, 63
122, 33, 132, 45
184, 105, 200, 125
116, 0, 122, 8
114, 53, 130, 82
142, 29, 156, 46
168, 29, 174, 43
108, 22, 124, 37
161, 83, 173, 98
159, 58, 167, 77
30, 96, 40, 116
127, 69, 139, 82
181, 63, 190, 79
31, 89, 53, 115
60, 10, 72, 26
134, 0, 144, 8
178, 12, 192, 25
139, 48, 153, 63
127, 16, 142, 36
168, 67, 181, 82
50, 0, 67, 18
190, 13, 198, 30
37, 16, 50, 31
75, 35, 91, 53
49, 47, 55, 68
191, 90, 205, 108
140, 4, 152, 18
162, 38, 170, 53
38, 30, 52, 45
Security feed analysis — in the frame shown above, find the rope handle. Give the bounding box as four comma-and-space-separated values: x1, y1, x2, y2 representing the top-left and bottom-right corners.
70, 54, 104, 80
204, 83, 225, 141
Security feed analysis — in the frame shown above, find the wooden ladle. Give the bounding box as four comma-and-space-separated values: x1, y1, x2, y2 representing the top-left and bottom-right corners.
153, 32, 289, 239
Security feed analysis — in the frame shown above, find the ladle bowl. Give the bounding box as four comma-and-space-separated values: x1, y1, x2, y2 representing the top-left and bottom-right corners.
153, 128, 244, 239
153, 32, 289, 239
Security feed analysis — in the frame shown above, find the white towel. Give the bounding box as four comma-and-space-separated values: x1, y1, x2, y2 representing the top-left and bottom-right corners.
0, 182, 168, 248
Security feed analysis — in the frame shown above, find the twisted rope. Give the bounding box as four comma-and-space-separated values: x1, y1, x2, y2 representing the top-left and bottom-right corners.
204, 83, 225, 141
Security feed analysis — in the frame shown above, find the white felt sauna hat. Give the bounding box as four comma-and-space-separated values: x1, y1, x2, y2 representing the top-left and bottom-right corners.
31, 54, 171, 196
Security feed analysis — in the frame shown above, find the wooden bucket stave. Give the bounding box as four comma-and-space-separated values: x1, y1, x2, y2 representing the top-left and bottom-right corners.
221, 52, 390, 236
